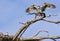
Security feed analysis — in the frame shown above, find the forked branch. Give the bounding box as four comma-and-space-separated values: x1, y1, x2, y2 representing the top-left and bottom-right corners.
20, 36, 60, 41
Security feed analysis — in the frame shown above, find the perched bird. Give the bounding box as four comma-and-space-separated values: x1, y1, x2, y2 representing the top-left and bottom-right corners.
26, 2, 56, 18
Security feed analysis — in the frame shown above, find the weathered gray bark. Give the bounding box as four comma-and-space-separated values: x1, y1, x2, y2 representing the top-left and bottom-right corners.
0, 3, 60, 41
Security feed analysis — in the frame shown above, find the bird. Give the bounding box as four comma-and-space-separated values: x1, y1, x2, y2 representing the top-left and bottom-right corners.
26, 2, 56, 18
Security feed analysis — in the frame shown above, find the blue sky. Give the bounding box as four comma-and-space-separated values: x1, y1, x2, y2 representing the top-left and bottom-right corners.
0, 0, 60, 39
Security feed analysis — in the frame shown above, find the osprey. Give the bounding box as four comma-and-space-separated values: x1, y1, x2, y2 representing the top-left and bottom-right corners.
26, 2, 56, 18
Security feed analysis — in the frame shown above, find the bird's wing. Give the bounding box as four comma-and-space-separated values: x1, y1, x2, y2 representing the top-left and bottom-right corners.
50, 4, 56, 9
26, 5, 39, 13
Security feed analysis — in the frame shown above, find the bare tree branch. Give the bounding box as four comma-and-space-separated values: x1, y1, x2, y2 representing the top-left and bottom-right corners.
19, 22, 25, 25
43, 18, 60, 24
52, 39, 56, 41
46, 14, 57, 17
20, 36, 60, 41
32, 30, 49, 37
13, 16, 60, 41
19, 27, 28, 37
13, 16, 45, 41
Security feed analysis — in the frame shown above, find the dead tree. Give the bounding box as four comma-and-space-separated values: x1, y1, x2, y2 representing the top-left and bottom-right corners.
0, 2, 60, 41
13, 2, 60, 41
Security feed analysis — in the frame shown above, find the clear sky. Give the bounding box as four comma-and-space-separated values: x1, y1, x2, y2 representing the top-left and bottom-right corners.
0, 0, 60, 39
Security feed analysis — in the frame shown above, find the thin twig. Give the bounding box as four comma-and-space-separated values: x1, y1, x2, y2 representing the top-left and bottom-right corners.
19, 22, 25, 25
46, 14, 57, 17
32, 30, 49, 37
43, 18, 60, 24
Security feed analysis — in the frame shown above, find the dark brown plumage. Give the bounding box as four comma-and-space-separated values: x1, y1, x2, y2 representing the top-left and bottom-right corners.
26, 5, 38, 13
26, 3, 56, 18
